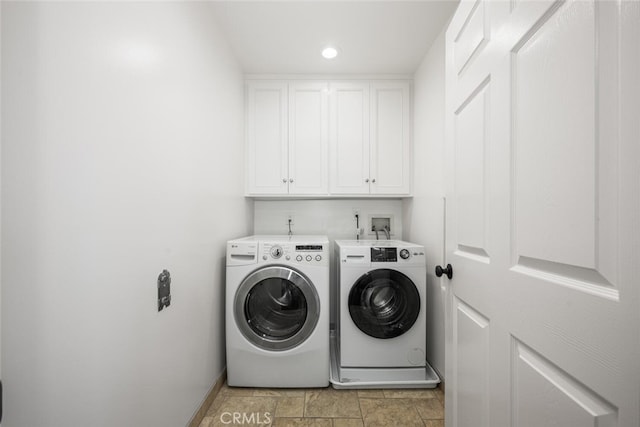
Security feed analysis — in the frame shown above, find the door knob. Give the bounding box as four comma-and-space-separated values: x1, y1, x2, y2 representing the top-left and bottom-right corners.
435, 264, 453, 279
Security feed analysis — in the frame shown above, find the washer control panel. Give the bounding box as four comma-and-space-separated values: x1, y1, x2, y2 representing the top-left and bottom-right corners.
270, 245, 284, 259
261, 242, 328, 266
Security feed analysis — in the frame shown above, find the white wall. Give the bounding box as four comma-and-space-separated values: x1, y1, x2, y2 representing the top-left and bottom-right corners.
254, 199, 403, 241
1, 2, 250, 426
0, 0, 3, 391
403, 28, 447, 379
0, 4, 3, 417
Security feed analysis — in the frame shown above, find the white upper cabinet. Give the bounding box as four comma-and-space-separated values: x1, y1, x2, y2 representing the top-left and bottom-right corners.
330, 81, 411, 195
288, 82, 329, 195
370, 81, 411, 195
246, 81, 328, 195
329, 82, 371, 194
247, 79, 411, 197
246, 81, 288, 194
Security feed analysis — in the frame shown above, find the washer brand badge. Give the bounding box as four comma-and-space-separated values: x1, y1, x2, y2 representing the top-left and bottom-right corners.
220, 412, 272, 425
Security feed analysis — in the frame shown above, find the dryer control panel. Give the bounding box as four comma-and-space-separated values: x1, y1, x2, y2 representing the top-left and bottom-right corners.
370, 246, 425, 265
371, 247, 397, 262
338, 240, 426, 266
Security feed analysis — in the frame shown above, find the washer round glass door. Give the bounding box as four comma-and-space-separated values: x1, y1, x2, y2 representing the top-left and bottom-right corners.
348, 268, 420, 339
235, 266, 320, 351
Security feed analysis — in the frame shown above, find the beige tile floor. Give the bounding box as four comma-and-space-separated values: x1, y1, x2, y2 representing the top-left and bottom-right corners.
199, 382, 444, 427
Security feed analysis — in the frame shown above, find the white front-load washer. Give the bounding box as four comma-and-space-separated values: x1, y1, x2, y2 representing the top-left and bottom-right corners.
332, 240, 439, 388
226, 235, 329, 388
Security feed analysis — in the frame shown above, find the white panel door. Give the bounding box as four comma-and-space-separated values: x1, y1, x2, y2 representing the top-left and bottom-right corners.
329, 82, 370, 194
288, 82, 329, 195
246, 81, 288, 195
370, 81, 411, 195
445, 1, 639, 427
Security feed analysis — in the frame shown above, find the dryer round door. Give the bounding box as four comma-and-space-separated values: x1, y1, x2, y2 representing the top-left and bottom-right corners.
234, 266, 320, 351
348, 268, 420, 339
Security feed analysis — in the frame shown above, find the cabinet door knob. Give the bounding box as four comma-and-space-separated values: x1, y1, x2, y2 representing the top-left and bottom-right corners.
282, 178, 287, 183
372, 179, 376, 183
365, 178, 370, 183
289, 178, 294, 183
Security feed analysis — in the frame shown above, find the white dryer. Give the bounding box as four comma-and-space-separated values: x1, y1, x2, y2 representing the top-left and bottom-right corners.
332, 240, 439, 388
226, 235, 329, 388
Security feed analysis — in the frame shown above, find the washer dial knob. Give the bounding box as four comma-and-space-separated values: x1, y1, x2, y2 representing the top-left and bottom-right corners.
399, 249, 411, 260
270, 245, 283, 259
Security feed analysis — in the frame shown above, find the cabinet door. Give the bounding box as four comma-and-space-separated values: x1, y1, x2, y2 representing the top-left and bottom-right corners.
370, 81, 411, 195
288, 82, 329, 195
329, 82, 371, 194
246, 81, 288, 195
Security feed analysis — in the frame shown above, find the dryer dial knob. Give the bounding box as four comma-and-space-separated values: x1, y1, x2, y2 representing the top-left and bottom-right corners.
399, 249, 411, 260
270, 245, 283, 259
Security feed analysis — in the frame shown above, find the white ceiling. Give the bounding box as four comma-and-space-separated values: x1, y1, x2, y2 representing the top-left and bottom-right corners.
210, 1, 459, 75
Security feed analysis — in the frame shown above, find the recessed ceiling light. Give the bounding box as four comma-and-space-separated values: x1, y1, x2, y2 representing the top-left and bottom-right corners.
322, 47, 338, 59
